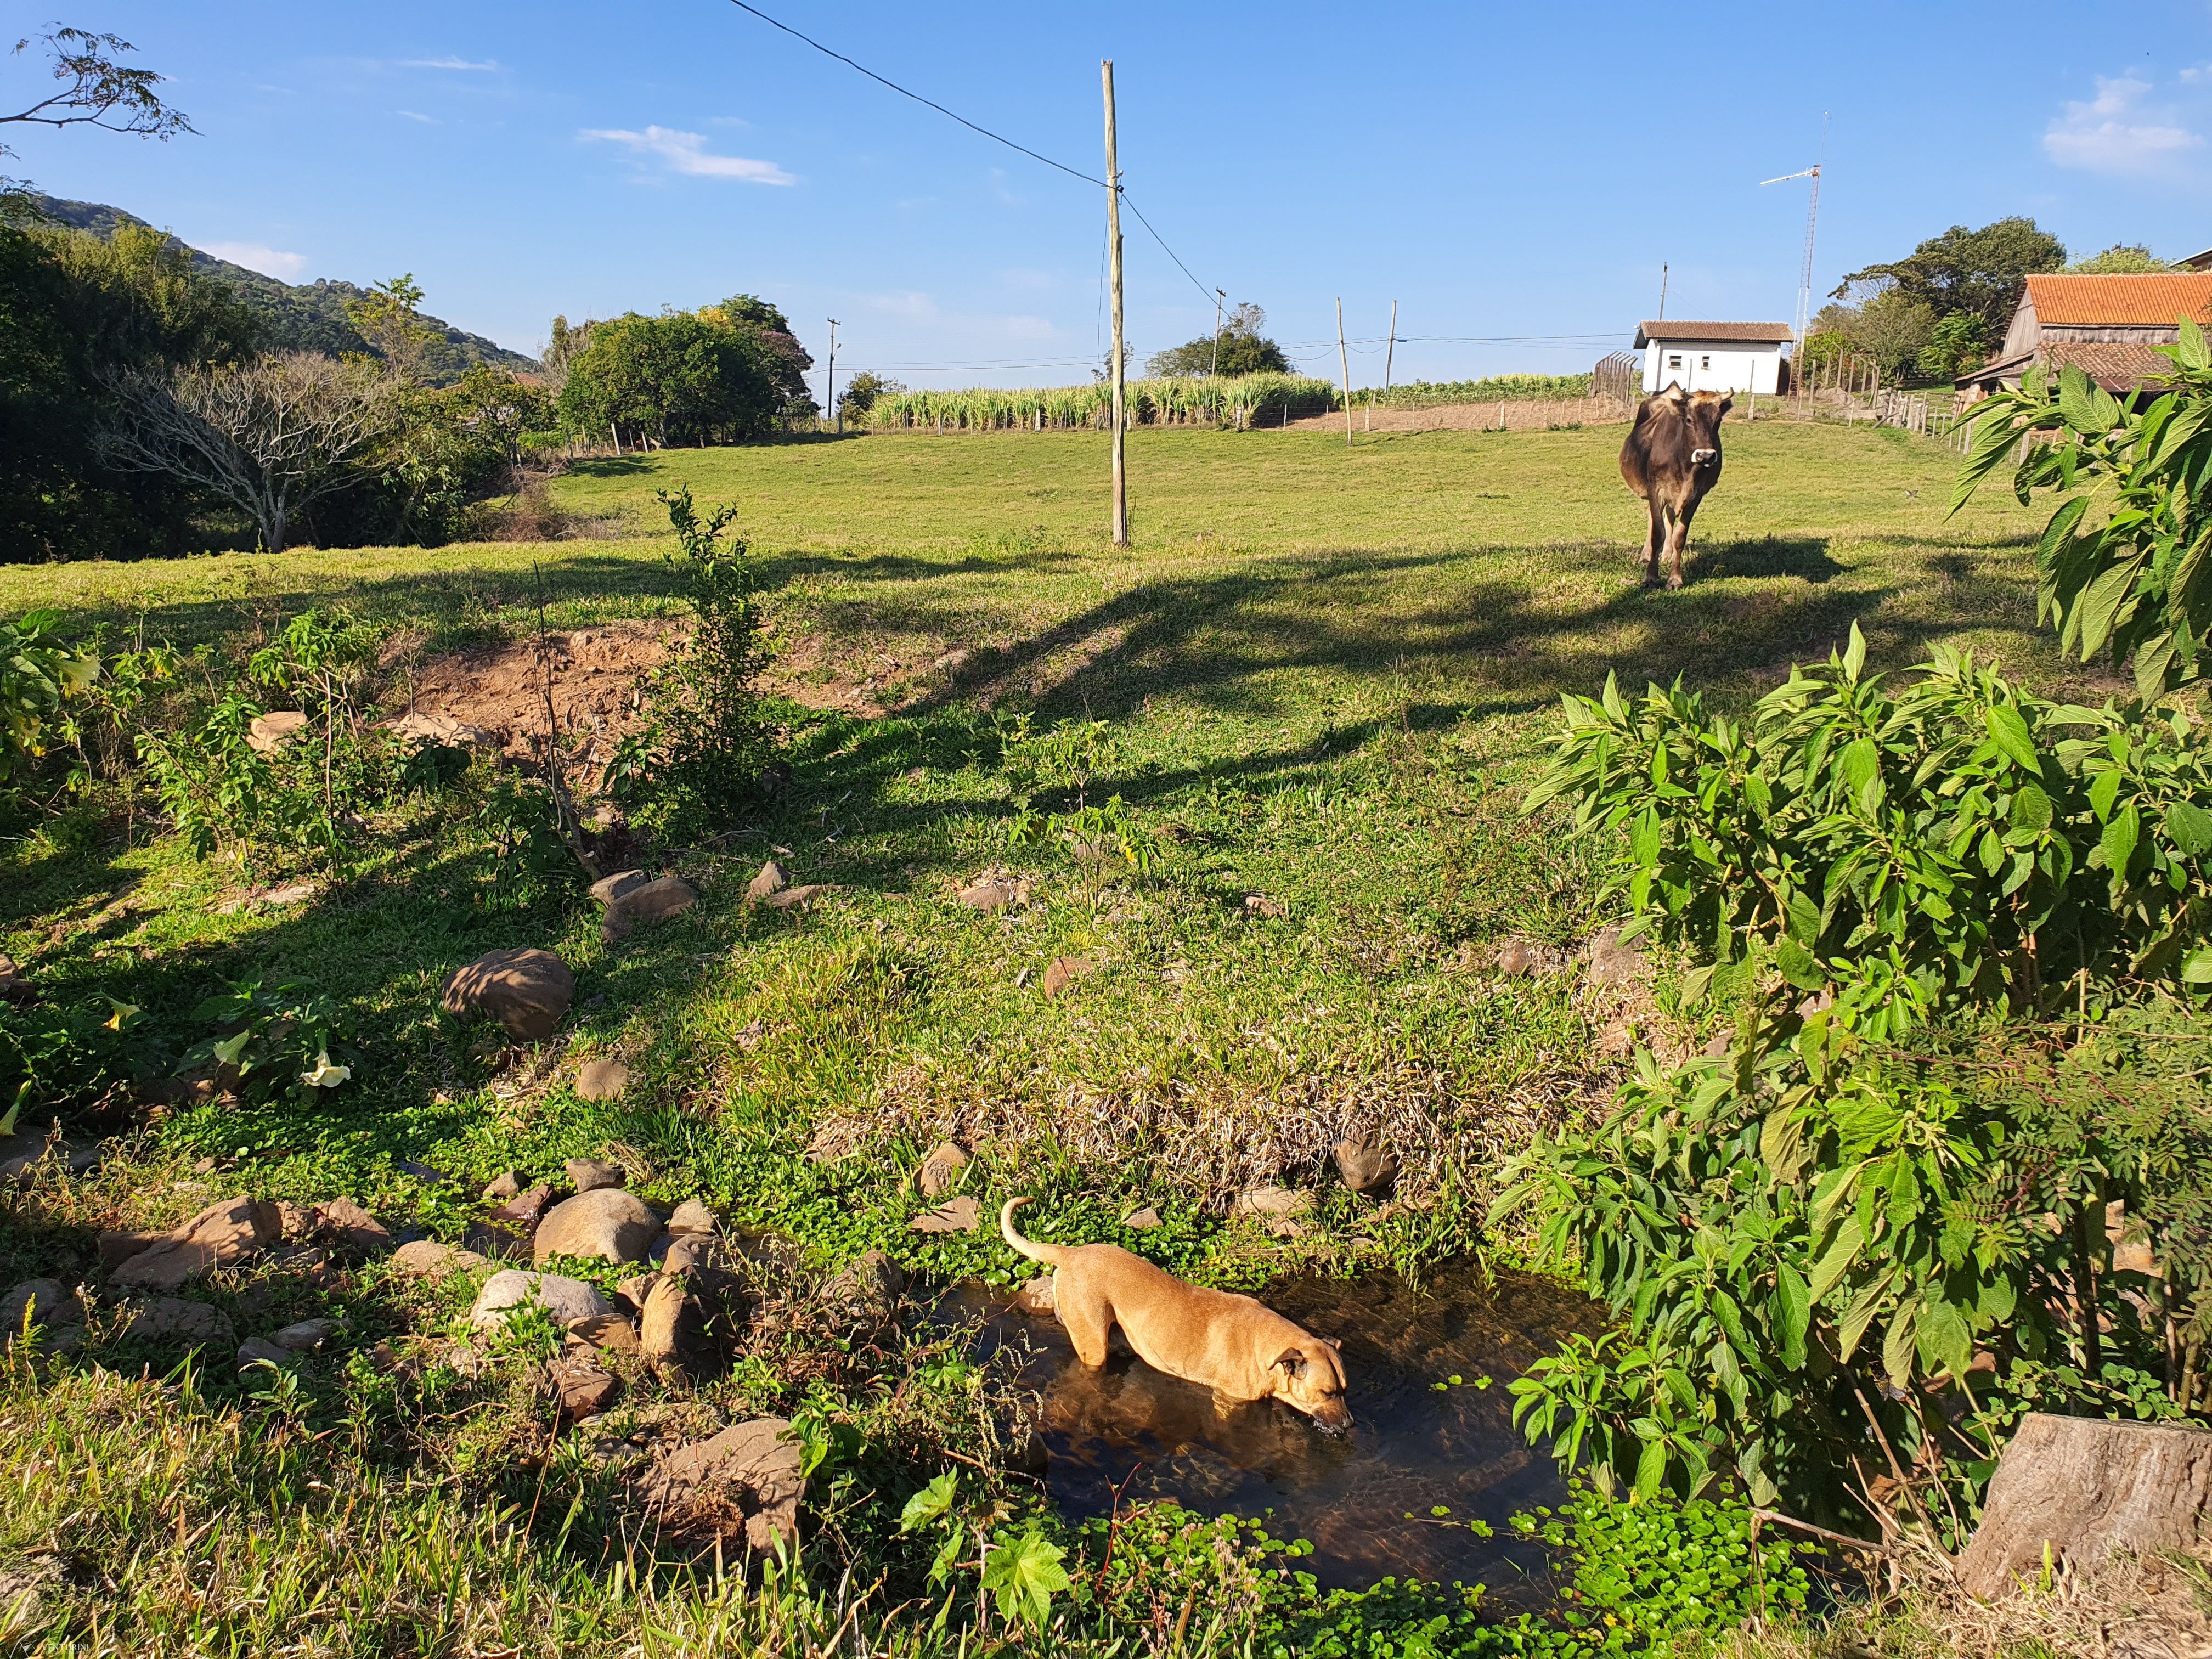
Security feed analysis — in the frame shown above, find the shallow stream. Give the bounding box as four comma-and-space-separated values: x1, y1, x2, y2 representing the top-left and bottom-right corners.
946, 1260, 1601, 1592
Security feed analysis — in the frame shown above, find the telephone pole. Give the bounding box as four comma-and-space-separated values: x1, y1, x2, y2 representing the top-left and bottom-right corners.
1210, 286, 1224, 422
825, 318, 840, 435
1336, 297, 1353, 448
1103, 59, 1127, 546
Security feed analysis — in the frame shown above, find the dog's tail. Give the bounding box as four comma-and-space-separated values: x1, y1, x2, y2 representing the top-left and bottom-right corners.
999, 1197, 1068, 1267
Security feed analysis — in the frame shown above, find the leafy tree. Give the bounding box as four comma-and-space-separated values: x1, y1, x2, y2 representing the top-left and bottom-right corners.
343, 273, 438, 384
1145, 300, 1290, 377
1835, 217, 2067, 336
2069, 244, 2171, 275
701, 292, 815, 413
556, 311, 782, 447
1914, 311, 1990, 382
836, 369, 902, 422
2, 26, 191, 155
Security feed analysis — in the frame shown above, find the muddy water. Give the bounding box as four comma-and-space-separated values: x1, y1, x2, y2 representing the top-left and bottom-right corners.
946, 1261, 1601, 1592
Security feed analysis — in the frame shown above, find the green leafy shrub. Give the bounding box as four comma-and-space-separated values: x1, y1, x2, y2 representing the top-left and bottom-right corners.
178, 978, 356, 1103
1, 611, 99, 815
1524, 625, 2212, 1037
602, 487, 776, 843
1953, 329, 2212, 698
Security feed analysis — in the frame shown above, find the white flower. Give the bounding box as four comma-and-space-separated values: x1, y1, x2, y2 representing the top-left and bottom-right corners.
300, 1051, 352, 1088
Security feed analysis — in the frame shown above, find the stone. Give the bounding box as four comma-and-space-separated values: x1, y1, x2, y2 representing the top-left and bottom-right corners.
639, 1276, 688, 1373
1232, 1186, 1313, 1220
550, 1353, 620, 1417
565, 1158, 624, 1193
246, 709, 309, 754
747, 861, 789, 900
236, 1335, 295, 1369
490, 1184, 558, 1229
910, 1195, 981, 1234
916, 1141, 970, 1198
567, 1314, 640, 1355
467, 1270, 616, 1333
1041, 956, 1094, 1000
116, 1297, 235, 1346
442, 949, 574, 1042
385, 711, 500, 749
391, 1239, 487, 1278
601, 876, 698, 941
1492, 936, 1567, 978
273, 1318, 340, 1351
575, 1059, 630, 1102
533, 1187, 658, 1266
1958, 1414, 2212, 1599
1122, 1206, 1161, 1230
1013, 1276, 1057, 1316
1243, 894, 1288, 919
1, 1278, 82, 1333
761, 883, 834, 911
1586, 925, 1654, 994
821, 1250, 906, 1319
481, 1170, 522, 1202
616, 1274, 658, 1316
957, 876, 1032, 913
645, 1418, 806, 1555
0, 953, 27, 999
667, 1199, 718, 1237
934, 648, 970, 672
260, 882, 317, 906
111, 1197, 282, 1292
588, 869, 647, 905
312, 1197, 392, 1255
1333, 1136, 1400, 1194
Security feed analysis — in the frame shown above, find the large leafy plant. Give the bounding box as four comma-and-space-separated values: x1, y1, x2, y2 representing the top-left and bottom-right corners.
1523, 625, 2212, 1034
1951, 324, 2212, 698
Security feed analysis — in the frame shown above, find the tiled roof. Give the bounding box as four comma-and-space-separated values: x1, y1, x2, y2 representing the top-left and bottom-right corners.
1634, 320, 1795, 346
1962, 340, 2177, 396
2023, 273, 2212, 327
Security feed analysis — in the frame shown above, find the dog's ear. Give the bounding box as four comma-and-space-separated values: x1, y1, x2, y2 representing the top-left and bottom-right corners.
1273, 1348, 1308, 1378
1321, 1336, 1341, 1352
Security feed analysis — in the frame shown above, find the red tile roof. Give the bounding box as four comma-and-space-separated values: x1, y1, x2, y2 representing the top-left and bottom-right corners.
2024, 273, 2212, 327
1635, 320, 1795, 346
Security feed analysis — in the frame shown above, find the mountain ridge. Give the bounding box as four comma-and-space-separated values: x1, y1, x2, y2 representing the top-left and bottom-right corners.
31, 194, 539, 383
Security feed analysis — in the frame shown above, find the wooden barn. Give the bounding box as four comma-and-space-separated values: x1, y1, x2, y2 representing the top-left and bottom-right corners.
1634, 320, 1793, 396
1959, 272, 2212, 402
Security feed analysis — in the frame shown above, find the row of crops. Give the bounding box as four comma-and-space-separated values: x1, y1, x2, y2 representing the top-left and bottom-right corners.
860, 372, 1339, 432
1372, 372, 1595, 410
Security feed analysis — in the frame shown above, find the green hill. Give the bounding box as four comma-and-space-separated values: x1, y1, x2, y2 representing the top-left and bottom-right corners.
31, 194, 539, 383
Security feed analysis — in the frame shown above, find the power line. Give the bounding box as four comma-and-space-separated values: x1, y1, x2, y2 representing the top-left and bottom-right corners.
725, 0, 1107, 187
1119, 190, 1216, 308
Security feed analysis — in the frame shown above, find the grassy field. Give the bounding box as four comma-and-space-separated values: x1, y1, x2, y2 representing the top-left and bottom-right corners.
0, 419, 2055, 1655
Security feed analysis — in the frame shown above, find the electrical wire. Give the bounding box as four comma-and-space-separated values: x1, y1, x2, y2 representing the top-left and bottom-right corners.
725, 0, 1108, 188
1118, 190, 1217, 308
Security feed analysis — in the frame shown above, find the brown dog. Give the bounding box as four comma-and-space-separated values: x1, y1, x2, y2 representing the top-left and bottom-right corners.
1000, 1198, 1352, 1432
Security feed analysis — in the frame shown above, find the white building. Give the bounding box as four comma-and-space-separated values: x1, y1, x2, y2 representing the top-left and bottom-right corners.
1635, 320, 1794, 396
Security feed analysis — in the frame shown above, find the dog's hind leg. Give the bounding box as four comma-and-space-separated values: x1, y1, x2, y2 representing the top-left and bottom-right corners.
1056, 1283, 1114, 1368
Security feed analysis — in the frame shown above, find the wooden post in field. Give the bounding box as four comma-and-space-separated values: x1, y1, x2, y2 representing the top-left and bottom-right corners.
1336, 298, 1353, 448
1103, 60, 1128, 546
825, 318, 840, 435
1384, 300, 1397, 393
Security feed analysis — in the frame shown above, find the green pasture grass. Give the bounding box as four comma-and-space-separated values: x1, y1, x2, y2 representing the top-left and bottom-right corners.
0, 420, 2054, 1652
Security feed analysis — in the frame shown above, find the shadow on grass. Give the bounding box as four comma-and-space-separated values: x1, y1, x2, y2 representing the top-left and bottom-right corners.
1686, 535, 1844, 585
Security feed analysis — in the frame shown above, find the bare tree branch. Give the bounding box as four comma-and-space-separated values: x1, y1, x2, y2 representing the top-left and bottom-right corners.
3, 27, 192, 152
95, 353, 398, 551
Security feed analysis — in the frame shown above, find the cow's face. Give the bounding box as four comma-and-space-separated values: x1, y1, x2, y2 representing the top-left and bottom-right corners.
1662, 386, 1732, 469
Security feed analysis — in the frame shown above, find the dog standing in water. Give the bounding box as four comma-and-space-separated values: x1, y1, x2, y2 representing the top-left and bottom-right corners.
999, 1198, 1352, 1432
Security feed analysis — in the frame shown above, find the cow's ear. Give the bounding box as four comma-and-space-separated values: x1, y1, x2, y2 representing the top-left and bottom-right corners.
1661, 383, 1688, 408
1273, 1348, 1308, 1376
1718, 393, 1736, 416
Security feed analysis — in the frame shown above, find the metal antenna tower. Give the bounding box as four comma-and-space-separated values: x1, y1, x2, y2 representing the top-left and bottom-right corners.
1760, 113, 1830, 352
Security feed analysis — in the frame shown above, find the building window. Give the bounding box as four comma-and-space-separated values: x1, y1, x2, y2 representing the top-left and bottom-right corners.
1700, 355, 1711, 369
1668, 354, 1682, 369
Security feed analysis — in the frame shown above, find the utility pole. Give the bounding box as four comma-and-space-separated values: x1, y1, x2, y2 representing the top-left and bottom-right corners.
1210, 286, 1224, 425
1384, 298, 1398, 392
1658, 263, 1668, 321
1336, 297, 1353, 448
1102, 59, 1127, 547
825, 318, 840, 435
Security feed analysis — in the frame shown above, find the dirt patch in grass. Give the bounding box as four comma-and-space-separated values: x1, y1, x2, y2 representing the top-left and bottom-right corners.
396, 619, 673, 770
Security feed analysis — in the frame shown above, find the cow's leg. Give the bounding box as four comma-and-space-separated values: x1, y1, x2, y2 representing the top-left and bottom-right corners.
1668, 495, 1701, 589
1641, 499, 1666, 587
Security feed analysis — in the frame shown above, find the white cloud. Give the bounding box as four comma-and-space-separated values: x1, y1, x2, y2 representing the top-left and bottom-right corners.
1001, 315, 1057, 341
2044, 75, 2204, 173
396, 109, 439, 124
865, 290, 940, 319
580, 125, 795, 185
402, 56, 497, 71
202, 241, 310, 280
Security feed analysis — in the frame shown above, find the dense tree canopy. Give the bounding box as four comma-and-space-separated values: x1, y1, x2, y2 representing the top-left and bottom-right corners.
1144, 301, 1291, 378
1833, 217, 2067, 336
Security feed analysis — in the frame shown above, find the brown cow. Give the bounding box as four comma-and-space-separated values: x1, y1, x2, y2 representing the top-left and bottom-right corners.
1620, 385, 1732, 589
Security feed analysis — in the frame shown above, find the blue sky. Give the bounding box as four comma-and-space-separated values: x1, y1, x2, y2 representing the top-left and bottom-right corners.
6, 1, 2209, 397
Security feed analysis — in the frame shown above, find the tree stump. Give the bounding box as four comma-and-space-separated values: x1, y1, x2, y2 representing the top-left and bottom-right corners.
1958, 1412, 2212, 1599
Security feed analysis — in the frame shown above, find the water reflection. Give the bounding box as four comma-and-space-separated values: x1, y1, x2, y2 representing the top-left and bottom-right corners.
947, 1259, 1600, 1592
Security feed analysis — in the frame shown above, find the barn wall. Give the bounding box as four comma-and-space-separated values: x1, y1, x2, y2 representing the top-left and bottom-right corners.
1641, 343, 1782, 395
